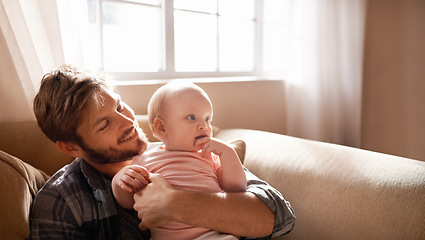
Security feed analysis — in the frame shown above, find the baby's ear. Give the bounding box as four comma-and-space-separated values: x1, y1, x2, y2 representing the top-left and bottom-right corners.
153, 117, 166, 138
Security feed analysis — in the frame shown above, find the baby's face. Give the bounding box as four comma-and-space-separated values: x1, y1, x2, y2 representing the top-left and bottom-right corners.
161, 88, 213, 152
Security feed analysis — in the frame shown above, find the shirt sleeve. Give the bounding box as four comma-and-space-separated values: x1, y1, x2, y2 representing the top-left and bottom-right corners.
243, 167, 296, 238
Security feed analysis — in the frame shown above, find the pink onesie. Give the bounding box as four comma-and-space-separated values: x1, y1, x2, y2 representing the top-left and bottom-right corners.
133, 144, 225, 240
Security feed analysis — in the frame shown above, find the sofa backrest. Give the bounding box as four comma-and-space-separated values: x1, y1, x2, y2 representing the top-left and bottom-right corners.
0, 121, 72, 176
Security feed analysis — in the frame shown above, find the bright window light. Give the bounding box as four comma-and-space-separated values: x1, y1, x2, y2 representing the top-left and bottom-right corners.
69, 0, 289, 80
102, 1, 161, 72
174, 11, 217, 72
219, 17, 254, 71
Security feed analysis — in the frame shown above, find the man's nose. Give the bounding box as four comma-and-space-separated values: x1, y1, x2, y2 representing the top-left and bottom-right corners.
118, 113, 134, 128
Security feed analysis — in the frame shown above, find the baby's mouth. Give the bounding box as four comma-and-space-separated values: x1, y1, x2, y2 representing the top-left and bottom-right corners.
195, 135, 208, 140
193, 135, 208, 146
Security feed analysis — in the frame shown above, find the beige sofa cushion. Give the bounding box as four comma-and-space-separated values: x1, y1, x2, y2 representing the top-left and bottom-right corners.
229, 140, 246, 163
0, 150, 49, 240
216, 128, 425, 240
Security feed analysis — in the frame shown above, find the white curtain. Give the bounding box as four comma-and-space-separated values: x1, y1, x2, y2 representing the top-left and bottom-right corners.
284, 0, 366, 147
0, 0, 64, 121
0, 0, 91, 122
55, 0, 94, 69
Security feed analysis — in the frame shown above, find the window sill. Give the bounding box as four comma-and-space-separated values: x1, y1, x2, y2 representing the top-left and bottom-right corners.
114, 75, 286, 86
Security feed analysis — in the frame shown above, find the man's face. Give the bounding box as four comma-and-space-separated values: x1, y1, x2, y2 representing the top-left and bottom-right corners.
76, 90, 148, 164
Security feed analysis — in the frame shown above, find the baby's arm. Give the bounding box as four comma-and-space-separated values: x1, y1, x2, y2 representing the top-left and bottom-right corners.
112, 165, 151, 209
201, 138, 247, 192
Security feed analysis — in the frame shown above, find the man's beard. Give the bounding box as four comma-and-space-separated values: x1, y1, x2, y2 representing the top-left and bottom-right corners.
78, 137, 145, 165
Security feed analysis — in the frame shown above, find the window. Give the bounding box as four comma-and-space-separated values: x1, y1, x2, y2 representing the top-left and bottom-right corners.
80, 0, 289, 80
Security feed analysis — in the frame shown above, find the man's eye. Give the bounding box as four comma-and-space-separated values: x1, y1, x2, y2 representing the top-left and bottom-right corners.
117, 104, 124, 112
99, 120, 110, 131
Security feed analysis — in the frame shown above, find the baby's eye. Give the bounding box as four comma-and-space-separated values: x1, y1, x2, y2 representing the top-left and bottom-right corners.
205, 117, 212, 122
187, 115, 196, 120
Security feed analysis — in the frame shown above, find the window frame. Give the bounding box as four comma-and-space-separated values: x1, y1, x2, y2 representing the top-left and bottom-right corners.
89, 0, 276, 81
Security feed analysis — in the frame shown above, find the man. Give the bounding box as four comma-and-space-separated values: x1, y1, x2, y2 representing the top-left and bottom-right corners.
30, 65, 295, 239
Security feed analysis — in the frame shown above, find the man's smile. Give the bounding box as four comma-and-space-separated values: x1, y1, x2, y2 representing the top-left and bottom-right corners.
119, 127, 136, 144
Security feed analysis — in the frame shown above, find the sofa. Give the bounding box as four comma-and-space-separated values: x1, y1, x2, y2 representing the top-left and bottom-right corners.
1, 115, 424, 240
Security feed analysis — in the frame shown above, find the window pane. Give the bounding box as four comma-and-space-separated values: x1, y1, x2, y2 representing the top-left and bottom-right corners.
219, 17, 254, 71
263, 23, 287, 73
219, 0, 254, 19
174, 10, 217, 72
102, 1, 161, 72
263, 0, 290, 23
174, 0, 217, 13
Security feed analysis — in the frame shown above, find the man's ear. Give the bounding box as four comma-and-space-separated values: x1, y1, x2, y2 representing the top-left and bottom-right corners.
56, 141, 83, 158
153, 117, 166, 138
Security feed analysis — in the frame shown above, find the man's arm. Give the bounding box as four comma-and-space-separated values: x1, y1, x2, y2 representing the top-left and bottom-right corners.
173, 191, 275, 237
243, 168, 296, 237
133, 170, 295, 238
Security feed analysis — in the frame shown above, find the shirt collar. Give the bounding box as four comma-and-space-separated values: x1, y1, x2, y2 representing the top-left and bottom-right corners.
79, 158, 111, 190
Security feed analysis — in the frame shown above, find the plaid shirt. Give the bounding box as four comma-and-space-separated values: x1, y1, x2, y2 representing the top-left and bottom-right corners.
31, 158, 294, 240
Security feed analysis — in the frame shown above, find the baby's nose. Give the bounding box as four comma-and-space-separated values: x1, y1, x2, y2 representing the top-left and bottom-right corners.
197, 121, 208, 130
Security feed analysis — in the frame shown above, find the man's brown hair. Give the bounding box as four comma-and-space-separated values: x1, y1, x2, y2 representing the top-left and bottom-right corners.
33, 65, 114, 143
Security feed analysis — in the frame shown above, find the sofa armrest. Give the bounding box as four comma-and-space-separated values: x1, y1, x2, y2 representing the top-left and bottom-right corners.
0, 150, 49, 239
215, 128, 425, 240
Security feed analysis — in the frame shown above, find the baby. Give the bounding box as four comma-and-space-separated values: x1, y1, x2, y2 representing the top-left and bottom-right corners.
112, 81, 247, 240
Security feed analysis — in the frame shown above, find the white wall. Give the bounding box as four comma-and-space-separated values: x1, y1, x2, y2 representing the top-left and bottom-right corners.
117, 79, 287, 134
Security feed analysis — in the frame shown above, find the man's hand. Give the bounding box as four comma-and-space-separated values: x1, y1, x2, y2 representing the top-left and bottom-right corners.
133, 173, 177, 230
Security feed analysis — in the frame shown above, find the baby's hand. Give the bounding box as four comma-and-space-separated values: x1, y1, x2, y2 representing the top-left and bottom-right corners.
200, 137, 233, 157
115, 165, 151, 193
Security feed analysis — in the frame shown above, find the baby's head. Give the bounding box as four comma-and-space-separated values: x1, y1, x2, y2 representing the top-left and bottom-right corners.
147, 81, 214, 151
